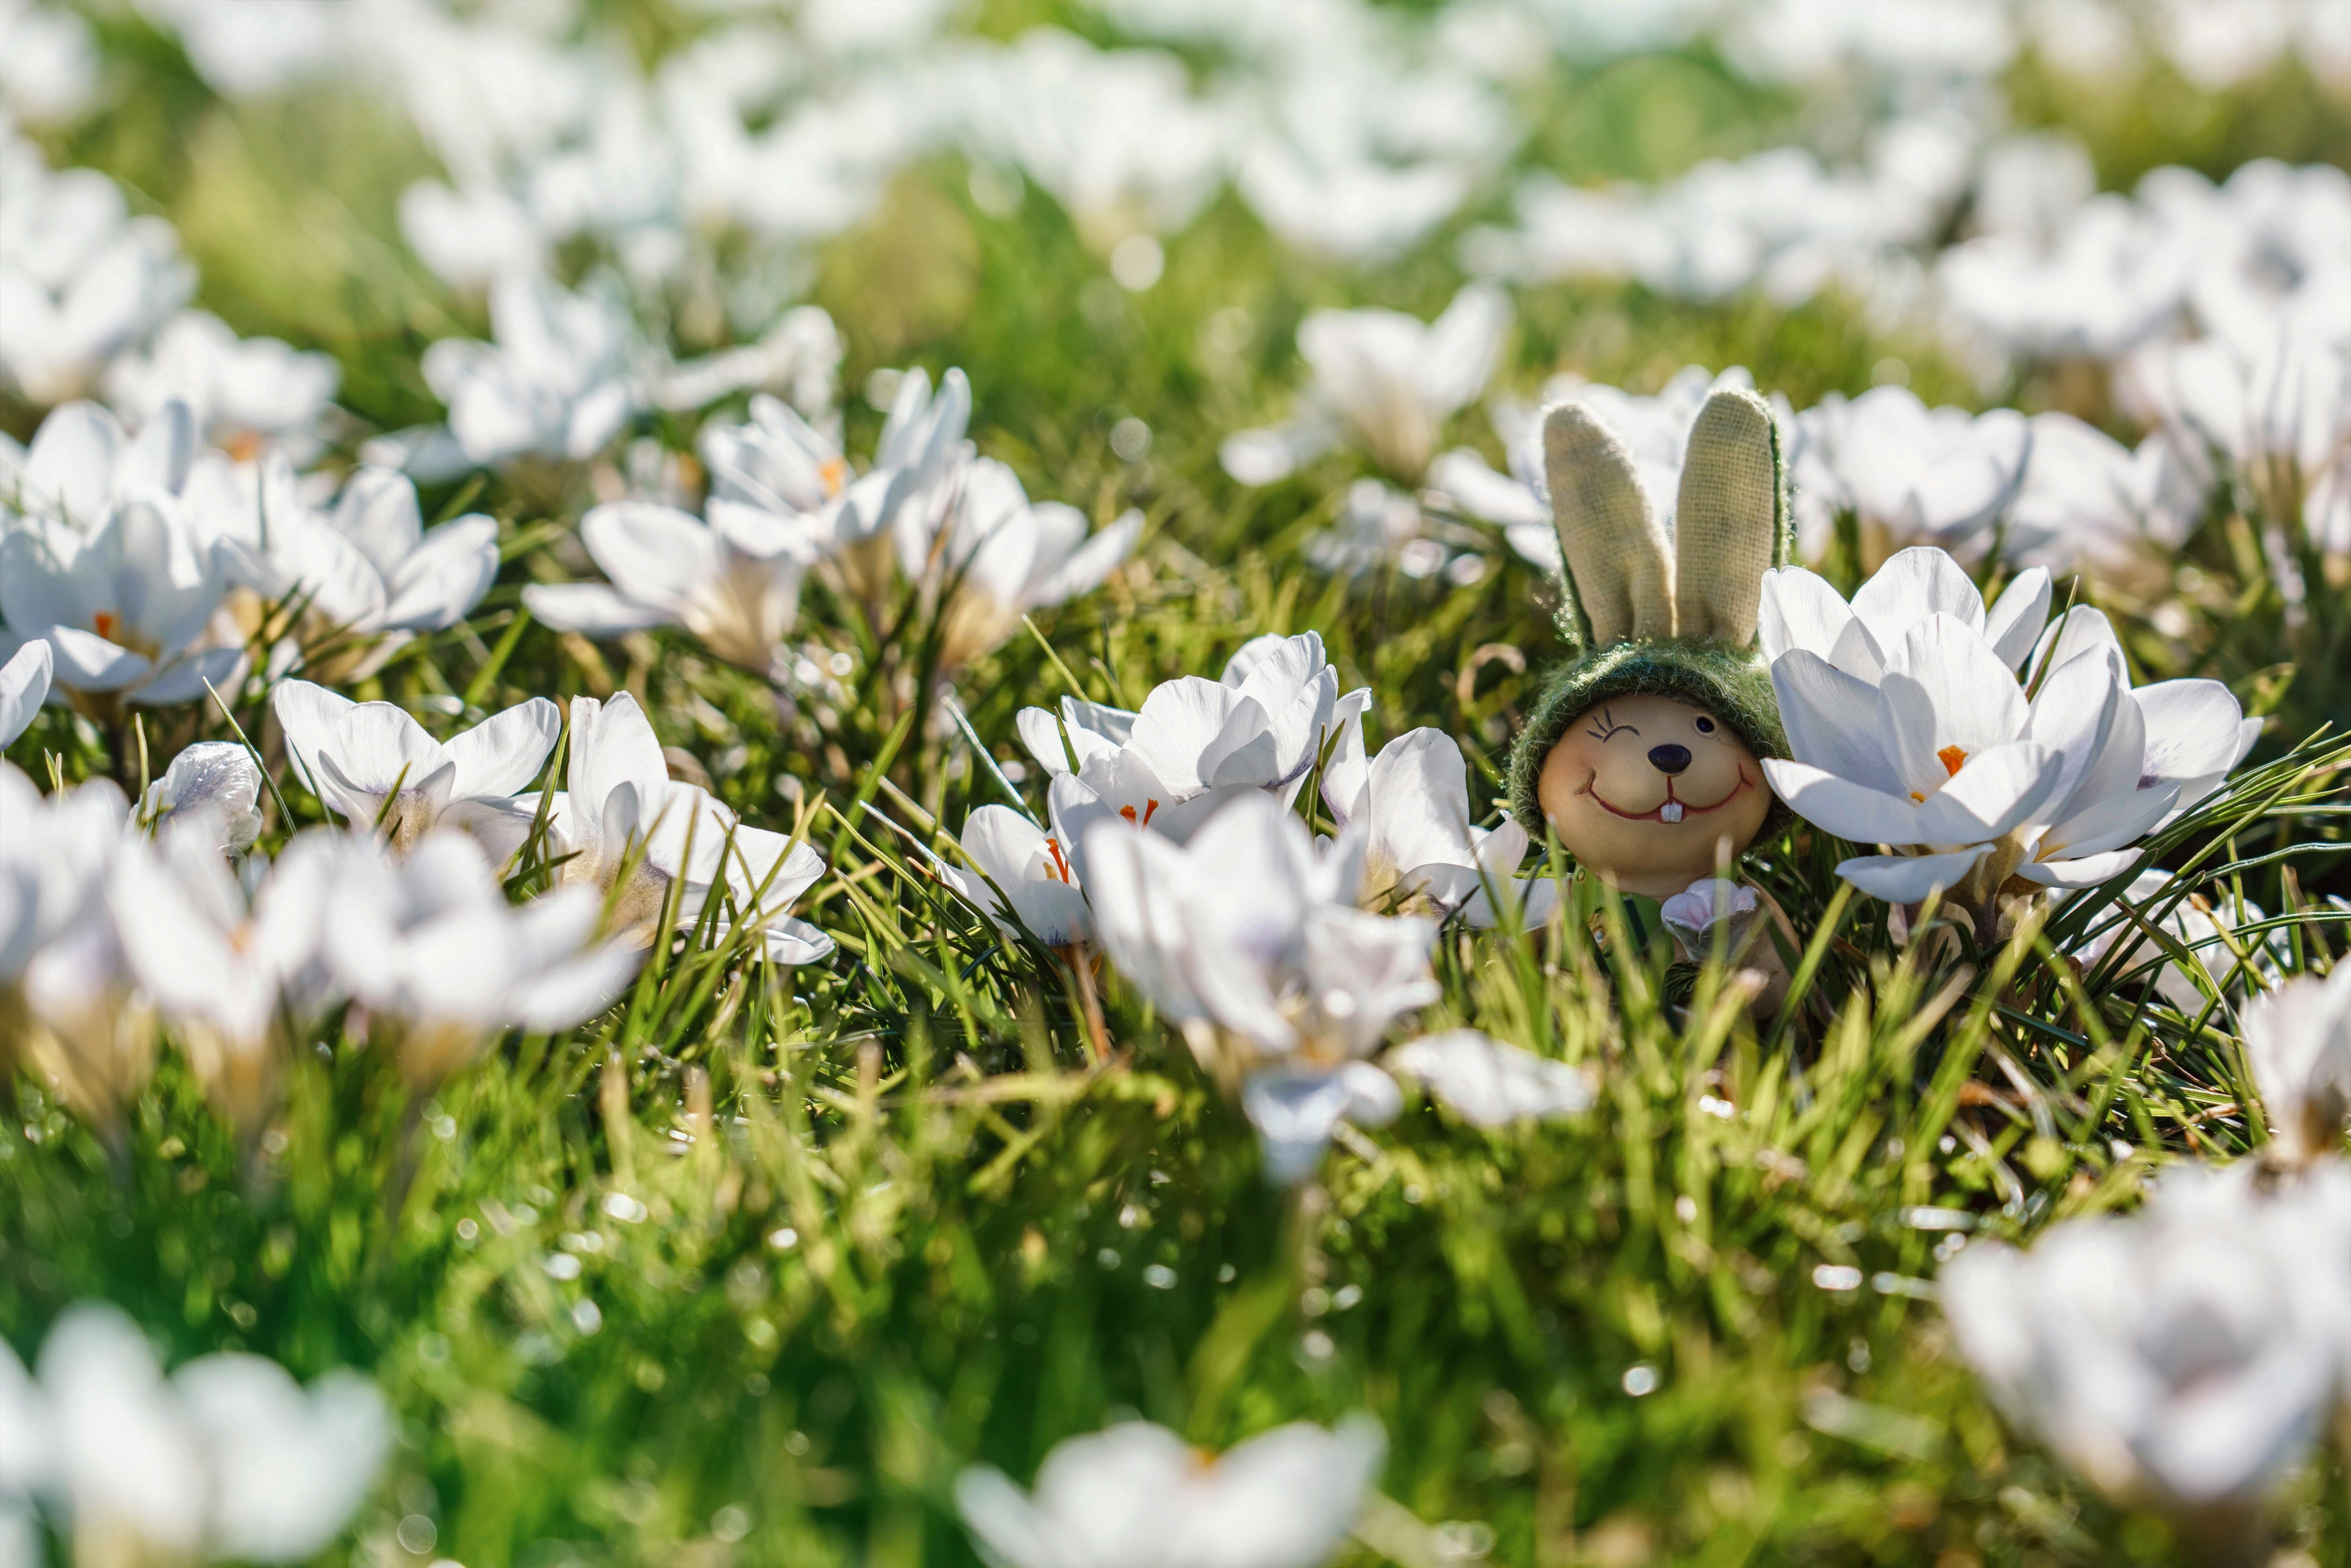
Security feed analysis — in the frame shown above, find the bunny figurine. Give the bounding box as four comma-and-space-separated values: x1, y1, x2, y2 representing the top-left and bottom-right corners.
1506, 387, 1796, 1012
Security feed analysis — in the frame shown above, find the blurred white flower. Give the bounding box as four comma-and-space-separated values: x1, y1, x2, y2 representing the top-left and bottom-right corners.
523, 498, 818, 677
107, 821, 342, 1130
1942, 1163, 2350, 1535
940, 804, 1093, 949
1937, 191, 2199, 364
191, 456, 501, 677
274, 680, 558, 861
955, 1412, 1385, 1568
924, 459, 1142, 668
327, 830, 638, 1084
1222, 284, 1509, 485
0, 764, 125, 986
646, 304, 845, 417
0, 137, 194, 405
1384, 1030, 1594, 1128
537, 692, 833, 966
2119, 328, 2351, 555
0, 401, 247, 707
1083, 791, 1437, 1178
1789, 386, 2033, 561
4, 1300, 388, 1564
1466, 120, 1969, 312
105, 310, 341, 467
0, 638, 51, 746
0, 2, 98, 126
964, 30, 1232, 252
2240, 966, 2351, 1167
2002, 411, 2204, 581
139, 741, 263, 854
2072, 870, 2272, 1016
414, 273, 640, 470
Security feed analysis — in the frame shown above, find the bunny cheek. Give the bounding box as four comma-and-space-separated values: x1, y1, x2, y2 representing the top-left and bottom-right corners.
1535, 695, 1774, 900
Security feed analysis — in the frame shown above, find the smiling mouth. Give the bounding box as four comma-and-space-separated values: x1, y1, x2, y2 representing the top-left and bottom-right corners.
1585, 767, 1754, 824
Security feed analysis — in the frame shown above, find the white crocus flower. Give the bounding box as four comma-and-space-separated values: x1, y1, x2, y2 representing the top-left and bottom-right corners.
274, 680, 560, 861
2071, 870, 2271, 1017
538, 693, 833, 966
1, 767, 141, 1124
1221, 283, 1509, 485
412, 272, 640, 470
926, 457, 1142, 669
105, 309, 341, 466
0, 638, 51, 746
1, 398, 246, 708
1789, 386, 2033, 562
1936, 192, 2202, 364
2240, 966, 2351, 1168
107, 821, 341, 1132
1, 395, 196, 526
326, 830, 638, 1086
1317, 708, 1542, 924
966, 29, 1232, 254
1082, 792, 1436, 1181
191, 456, 501, 674
955, 1413, 1385, 1568
1764, 555, 2255, 920
2002, 411, 2204, 582
702, 367, 973, 614
1941, 1164, 2351, 1544
0, 764, 125, 987
1023, 633, 1350, 888
0, 137, 195, 406
139, 740, 263, 854
1759, 547, 2052, 683
1431, 364, 1755, 571
522, 498, 818, 677
2119, 328, 2351, 555
9, 1301, 389, 1564
1384, 1030, 1594, 1128
941, 805, 1092, 949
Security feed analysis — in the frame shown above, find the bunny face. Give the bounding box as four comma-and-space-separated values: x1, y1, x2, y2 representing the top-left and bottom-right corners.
1535, 692, 1774, 900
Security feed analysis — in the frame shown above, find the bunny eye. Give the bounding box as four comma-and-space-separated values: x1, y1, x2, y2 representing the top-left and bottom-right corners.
1694, 716, 1717, 734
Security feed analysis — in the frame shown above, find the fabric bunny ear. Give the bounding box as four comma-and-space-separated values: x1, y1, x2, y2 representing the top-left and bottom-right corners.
1543, 401, 1674, 651
1672, 388, 1784, 645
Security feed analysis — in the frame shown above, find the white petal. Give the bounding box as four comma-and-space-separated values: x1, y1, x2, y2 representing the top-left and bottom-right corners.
1760, 759, 1923, 845
443, 698, 562, 799
1836, 848, 1988, 902
1388, 1030, 1594, 1126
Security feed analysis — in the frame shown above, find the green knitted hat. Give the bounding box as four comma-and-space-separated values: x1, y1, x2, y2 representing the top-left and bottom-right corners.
1506, 388, 1795, 835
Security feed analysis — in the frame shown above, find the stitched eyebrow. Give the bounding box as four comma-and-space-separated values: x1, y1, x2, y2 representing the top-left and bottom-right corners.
1584, 706, 1639, 741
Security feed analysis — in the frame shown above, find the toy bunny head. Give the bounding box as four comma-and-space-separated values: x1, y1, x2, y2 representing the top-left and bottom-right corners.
1507, 388, 1792, 900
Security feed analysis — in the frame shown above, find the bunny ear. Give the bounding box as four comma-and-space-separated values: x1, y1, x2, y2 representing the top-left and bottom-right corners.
1543, 402, 1673, 651
1672, 388, 1783, 644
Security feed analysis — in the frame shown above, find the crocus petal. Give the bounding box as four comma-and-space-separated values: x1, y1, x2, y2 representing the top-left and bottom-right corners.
0, 640, 52, 746
1760, 760, 1923, 845
1836, 849, 1988, 902
442, 698, 562, 799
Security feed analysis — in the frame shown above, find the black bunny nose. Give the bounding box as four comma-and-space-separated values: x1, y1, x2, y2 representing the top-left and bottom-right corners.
1647, 744, 1691, 775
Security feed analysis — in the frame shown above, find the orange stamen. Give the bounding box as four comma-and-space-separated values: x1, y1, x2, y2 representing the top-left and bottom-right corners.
1937, 745, 1967, 777
1043, 837, 1072, 883
93, 611, 118, 641
820, 456, 849, 497
1117, 799, 1163, 827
